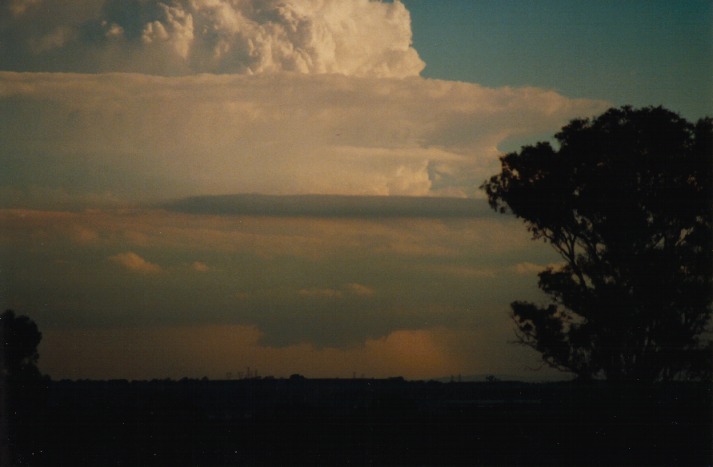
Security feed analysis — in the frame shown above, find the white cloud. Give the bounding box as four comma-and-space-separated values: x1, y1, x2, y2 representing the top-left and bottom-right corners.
184, 0, 425, 77
103, 21, 124, 40
0, 0, 424, 78
109, 251, 162, 273
142, 3, 194, 59
0, 72, 607, 207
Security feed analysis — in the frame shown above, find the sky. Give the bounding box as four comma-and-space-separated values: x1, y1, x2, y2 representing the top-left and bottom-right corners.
1, 0, 710, 381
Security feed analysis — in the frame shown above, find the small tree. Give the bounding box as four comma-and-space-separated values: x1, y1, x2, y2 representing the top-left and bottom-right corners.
482, 106, 712, 382
1, 310, 42, 381
1, 310, 45, 464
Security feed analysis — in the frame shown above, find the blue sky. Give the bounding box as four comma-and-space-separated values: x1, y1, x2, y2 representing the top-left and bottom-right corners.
406, 0, 712, 120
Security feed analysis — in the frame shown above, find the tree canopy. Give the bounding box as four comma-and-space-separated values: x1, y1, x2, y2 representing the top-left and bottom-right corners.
1, 310, 42, 381
482, 106, 712, 383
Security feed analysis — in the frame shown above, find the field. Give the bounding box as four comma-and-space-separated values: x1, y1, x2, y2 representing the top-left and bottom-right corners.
10, 377, 711, 465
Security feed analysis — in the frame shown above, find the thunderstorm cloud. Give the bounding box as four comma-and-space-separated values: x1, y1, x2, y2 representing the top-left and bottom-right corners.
0, 0, 608, 380
0, 0, 425, 77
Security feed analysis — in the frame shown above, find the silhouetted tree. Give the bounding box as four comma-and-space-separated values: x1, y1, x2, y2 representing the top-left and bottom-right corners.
482, 106, 712, 383
1, 310, 46, 464
1, 310, 42, 381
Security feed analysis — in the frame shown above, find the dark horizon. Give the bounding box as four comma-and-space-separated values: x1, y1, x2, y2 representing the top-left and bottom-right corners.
8, 374, 711, 465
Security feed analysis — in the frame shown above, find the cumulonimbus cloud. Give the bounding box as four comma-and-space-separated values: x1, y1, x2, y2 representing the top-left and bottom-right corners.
0, 0, 424, 78
0, 1, 609, 208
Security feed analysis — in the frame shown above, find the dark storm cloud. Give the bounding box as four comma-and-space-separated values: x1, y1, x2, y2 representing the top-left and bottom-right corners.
162, 194, 494, 218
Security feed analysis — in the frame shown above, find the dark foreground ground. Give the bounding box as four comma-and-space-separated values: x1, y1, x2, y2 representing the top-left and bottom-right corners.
8, 377, 712, 465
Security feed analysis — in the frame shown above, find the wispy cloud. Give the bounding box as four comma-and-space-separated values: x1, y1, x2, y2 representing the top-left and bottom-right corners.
298, 287, 344, 299
2, 207, 554, 346
298, 283, 374, 299
344, 283, 375, 297
191, 261, 210, 272
109, 251, 162, 274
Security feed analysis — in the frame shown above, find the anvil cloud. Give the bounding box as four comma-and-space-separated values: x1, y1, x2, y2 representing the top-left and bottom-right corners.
0, 71, 605, 208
